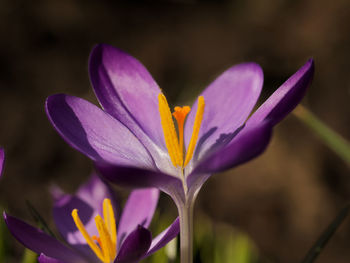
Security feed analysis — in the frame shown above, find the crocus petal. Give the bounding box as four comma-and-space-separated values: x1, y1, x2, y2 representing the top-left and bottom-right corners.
89, 44, 165, 150
118, 189, 159, 247
53, 195, 95, 258
189, 120, 273, 188
184, 63, 263, 163
46, 94, 155, 169
53, 174, 117, 259
4, 213, 85, 263
115, 226, 152, 263
96, 163, 184, 198
38, 254, 67, 263
0, 148, 4, 177
145, 217, 179, 257
246, 59, 314, 127
75, 174, 118, 212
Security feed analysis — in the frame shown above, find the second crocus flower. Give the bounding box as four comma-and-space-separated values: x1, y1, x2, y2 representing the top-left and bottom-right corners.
5, 174, 179, 263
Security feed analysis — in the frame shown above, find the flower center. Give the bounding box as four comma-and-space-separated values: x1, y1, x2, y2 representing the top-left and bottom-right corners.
72, 198, 117, 263
158, 93, 205, 168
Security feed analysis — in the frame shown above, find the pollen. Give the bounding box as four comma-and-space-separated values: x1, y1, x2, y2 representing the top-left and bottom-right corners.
184, 96, 205, 167
158, 93, 183, 167
72, 198, 117, 263
158, 93, 205, 169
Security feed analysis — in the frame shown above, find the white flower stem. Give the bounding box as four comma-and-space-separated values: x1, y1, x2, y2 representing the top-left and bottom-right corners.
177, 198, 194, 263
173, 169, 201, 263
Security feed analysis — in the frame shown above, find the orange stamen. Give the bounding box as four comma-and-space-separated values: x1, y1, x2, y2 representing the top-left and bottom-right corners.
158, 93, 205, 170
72, 198, 117, 263
173, 106, 191, 162
92, 235, 103, 250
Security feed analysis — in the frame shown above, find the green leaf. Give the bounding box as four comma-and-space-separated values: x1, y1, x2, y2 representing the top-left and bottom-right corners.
300, 204, 350, 263
21, 249, 37, 263
26, 201, 56, 238
230, 233, 254, 263
294, 105, 350, 165
165, 237, 177, 262
147, 210, 179, 263
149, 247, 168, 263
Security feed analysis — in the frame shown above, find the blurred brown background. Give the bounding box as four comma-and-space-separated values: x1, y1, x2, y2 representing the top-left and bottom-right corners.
0, 0, 349, 262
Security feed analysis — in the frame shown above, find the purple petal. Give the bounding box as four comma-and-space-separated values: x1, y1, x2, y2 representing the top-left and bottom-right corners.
53, 174, 117, 259
4, 213, 85, 263
46, 94, 155, 169
184, 63, 263, 163
89, 44, 165, 150
50, 185, 65, 201
38, 254, 67, 263
246, 59, 314, 127
118, 189, 159, 247
189, 120, 273, 187
145, 217, 179, 257
0, 148, 4, 177
96, 163, 184, 198
115, 226, 151, 263
75, 174, 119, 218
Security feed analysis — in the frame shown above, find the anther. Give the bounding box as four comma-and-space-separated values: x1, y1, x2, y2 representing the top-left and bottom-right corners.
72, 198, 117, 263
103, 199, 117, 247
95, 215, 113, 262
158, 93, 183, 167
158, 93, 205, 169
72, 209, 104, 261
184, 96, 205, 166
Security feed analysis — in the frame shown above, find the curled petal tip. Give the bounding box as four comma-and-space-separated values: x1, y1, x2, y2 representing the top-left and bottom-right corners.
246, 58, 314, 127
116, 225, 152, 263
305, 58, 315, 71
307, 57, 314, 64
300, 58, 315, 79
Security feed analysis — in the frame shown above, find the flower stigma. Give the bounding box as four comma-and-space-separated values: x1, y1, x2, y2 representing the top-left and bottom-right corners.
158, 93, 205, 169
72, 198, 117, 263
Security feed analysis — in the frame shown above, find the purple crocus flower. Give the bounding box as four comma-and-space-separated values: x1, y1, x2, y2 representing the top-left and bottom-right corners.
4, 174, 179, 263
45, 44, 313, 262
0, 148, 4, 177
45, 44, 314, 206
